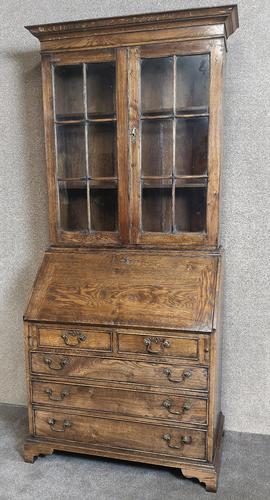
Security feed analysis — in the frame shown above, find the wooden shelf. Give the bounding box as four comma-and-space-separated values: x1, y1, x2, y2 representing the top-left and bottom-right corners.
58, 177, 118, 189
142, 175, 207, 179
88, 117, 116, 123
142, 183, 207, 189
142, 175, 207, 189
55, 113, 116, 125
141, 106, 208, 120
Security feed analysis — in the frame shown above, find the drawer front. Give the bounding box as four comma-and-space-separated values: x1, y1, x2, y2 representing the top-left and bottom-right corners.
32, 381, 207, 425
117, 331, 208, 362
31, 354, 208, 391
37, 326, 112, 352
34, 409, 206, 460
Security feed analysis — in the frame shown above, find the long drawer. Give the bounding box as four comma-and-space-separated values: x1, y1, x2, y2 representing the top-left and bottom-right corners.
31, 353, 208, 391
32, 381, 207, 425
34, 409, 207, 460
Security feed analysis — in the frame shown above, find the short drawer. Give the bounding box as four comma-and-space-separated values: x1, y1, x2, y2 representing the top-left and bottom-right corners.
37, 326, 112, 352
31, 354, 208, 391
32, 381, 207, 425
117, 331, 209, 363
34, 409, 207, 460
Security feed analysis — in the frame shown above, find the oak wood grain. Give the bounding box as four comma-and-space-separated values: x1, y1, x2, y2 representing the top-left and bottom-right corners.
32, 380, 208, 425
31, 353, 208, 391
34, 408, 207, 460
117, 332, 199, 359
38, 326, 112, 351
24, 250, 218, 332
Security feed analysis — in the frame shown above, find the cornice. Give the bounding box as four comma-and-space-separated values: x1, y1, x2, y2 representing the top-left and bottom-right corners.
26, 5, 239, 42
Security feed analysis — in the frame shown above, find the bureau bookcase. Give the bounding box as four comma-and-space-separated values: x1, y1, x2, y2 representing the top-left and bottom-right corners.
23, 6, 238, 492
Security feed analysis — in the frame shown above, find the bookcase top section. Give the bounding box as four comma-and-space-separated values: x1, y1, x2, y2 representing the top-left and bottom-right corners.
24, 249, 220, 332
26, 5, 238, 42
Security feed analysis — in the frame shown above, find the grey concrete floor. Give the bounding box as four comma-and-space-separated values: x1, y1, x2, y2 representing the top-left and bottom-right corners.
0, 403, 269, 500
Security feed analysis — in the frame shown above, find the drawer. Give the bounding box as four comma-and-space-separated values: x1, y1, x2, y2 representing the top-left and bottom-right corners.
34, 409, 207, 460
32, 381, 207, 425
37, 326, 112, 352
117, 331, 209, 363
31, 354, 208, 391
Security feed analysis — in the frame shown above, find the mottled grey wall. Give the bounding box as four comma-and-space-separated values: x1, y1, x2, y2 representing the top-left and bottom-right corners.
0, 0, 269, 434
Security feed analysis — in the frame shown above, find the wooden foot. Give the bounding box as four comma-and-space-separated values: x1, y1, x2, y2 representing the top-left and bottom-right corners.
180, 412, 224, 493
23, 440, 54, 463
181, 465, 217, 492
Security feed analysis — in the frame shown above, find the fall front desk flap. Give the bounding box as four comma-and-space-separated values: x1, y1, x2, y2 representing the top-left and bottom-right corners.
24, 250, 219, 332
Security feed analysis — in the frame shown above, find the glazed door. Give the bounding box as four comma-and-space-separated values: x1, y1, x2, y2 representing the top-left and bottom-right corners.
43, 41, 224, 247
129, 40, 224, 247
43, 49, 129, 246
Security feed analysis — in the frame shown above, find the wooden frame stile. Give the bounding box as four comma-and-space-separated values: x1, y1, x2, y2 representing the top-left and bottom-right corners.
116, 48, 130, 245
129, 47, 141, 244
207, 39, 226, 247
41, 56, 58, 245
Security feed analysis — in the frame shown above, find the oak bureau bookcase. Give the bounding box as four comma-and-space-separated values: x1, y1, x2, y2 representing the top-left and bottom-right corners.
23, 5, 239, 493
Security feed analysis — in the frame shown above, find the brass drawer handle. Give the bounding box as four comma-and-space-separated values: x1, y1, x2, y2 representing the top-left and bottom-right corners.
144, 337, 171, 354
163, 367, 192, 384
61, 330, 86, 346
45, 388, 70, 401
162, 399, 191, 416
44, 357, 69, 371
163, 433, 192, 449
48, 418, 72, 432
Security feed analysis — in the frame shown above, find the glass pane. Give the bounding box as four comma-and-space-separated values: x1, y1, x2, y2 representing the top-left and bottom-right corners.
141, 57, 173, 115
175, 117, 208, 176
59, 181, 88, 231
141, 120, 173, 177
56, 124, 86, 179
88, 123, 116, 178
175, 187, 206, 232
142, 188, 172, 232
54, 65, 84, 120
90, 188, 117, 231
87, 62, 116, 117
176, 55, 209, 113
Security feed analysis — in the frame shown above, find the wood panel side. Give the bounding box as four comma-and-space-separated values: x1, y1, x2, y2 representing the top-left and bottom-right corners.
23, 323, 34, 435
207, 253, 223, 461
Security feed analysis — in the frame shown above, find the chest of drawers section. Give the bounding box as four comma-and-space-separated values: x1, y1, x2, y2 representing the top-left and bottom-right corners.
24, 322, 214, 464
